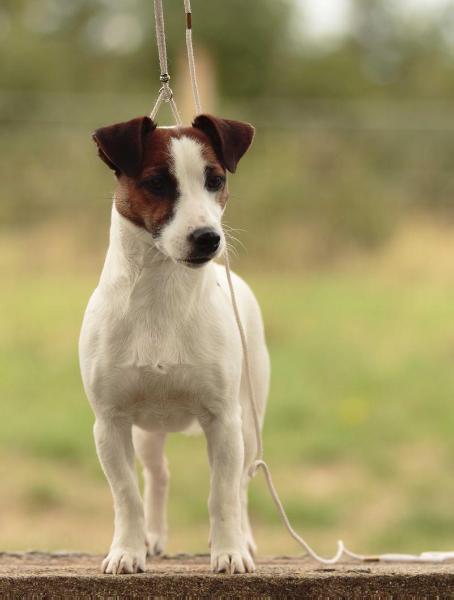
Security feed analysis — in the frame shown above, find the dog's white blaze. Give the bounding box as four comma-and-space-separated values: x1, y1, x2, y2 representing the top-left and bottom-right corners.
156, 135, 224, 261
171, 136, 206, 193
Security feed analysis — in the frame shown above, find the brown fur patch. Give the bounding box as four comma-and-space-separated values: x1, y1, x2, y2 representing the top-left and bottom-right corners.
114, 127, 228, 234
192, 114, 255, 173
115, 177, 175, 236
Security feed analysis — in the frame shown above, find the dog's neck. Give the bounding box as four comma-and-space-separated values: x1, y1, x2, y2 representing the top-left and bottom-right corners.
100, 204, 212, 318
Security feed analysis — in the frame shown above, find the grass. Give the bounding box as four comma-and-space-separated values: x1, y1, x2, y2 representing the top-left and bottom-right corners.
2, 221, 454, 557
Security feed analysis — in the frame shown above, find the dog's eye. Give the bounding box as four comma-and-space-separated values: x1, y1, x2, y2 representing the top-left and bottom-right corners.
205, 174, 225, 192
142, 175, 167, 195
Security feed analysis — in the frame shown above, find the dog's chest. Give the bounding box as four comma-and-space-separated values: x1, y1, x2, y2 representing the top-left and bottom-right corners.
115, 330, 230, 431
127, 361, 213, 431
84, 294, 238, 430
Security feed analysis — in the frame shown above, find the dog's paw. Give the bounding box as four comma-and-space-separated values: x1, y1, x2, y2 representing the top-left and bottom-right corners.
211, 548, 255, 574
102, 546, 146, 574
146, 531, 167, 556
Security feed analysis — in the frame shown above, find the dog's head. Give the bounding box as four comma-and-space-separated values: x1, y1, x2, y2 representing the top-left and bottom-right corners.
93, 115, 254, 267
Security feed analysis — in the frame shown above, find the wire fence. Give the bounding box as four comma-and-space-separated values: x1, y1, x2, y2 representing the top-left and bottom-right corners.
2, 90, 454, 131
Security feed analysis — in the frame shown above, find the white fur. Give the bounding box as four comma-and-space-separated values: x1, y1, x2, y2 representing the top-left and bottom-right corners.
79, 134, 269, 574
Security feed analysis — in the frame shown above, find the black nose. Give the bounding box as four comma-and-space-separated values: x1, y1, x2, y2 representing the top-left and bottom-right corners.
189, 227, 221, 256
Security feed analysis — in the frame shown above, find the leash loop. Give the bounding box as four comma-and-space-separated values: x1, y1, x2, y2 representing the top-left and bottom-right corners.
150, 0, 182, 124
150, 0, 201, 123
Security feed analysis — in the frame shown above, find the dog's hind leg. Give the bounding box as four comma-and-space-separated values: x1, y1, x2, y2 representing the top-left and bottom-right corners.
240, 346, 269, 558
240, 322, 270, 556
133, 428, 169, 556
241, 420, 258, 557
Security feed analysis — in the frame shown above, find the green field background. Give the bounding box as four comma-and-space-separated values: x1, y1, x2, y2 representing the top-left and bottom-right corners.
3, 223, 454, 555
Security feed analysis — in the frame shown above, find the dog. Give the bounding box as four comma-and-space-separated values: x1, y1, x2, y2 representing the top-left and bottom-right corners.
79, 114, 270, 575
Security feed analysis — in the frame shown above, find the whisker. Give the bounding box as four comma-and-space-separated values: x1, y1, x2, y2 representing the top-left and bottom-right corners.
222, 222, 246, 234
223, 230, 247, 255
226, 233, 246, 251
226, 241, 239, 258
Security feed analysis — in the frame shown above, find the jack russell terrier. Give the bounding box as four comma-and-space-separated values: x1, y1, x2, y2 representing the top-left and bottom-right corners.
79, 114, 270, 575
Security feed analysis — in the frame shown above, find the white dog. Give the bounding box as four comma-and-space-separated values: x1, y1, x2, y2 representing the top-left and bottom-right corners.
79, 114, 270, 575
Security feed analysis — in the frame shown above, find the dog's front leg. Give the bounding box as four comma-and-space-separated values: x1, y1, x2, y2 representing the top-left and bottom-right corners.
94, 418, 146, 574
204, 412, 255, 574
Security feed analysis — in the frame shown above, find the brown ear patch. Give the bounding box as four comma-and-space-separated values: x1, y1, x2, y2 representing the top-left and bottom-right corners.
192, 114, 254, 173
92, 116, 156, 177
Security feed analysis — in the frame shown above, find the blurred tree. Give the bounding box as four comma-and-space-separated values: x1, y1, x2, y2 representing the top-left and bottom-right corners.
2, 0, 454, 101
0, 0, 296, 98
348, 0, 454, 99
350, 0, 404, 86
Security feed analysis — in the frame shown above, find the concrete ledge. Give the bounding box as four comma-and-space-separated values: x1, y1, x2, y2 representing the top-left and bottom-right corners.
2, 552, 454, 598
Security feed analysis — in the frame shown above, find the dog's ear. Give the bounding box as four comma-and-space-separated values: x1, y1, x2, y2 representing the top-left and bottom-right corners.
92, 116, 156, 177
192, 114, 255, 173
